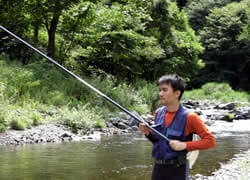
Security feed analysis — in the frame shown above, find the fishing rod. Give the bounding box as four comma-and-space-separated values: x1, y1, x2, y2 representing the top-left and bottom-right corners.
0, 25, 170, 142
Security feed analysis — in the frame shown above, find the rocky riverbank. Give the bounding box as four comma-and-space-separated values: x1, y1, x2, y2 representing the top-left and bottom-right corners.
0, 112, 144, 146
1, 100, 249, 146
0, 123, 95, 146
190, 150, 250, 180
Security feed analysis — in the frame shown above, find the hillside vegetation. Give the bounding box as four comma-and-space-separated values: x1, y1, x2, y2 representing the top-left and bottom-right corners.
0, 56, 249, 132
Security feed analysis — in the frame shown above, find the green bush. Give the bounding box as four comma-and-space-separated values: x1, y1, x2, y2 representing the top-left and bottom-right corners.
0, 82, 5, 101
0, 57, 152, 116
10, 118, 26, 130
202, 82, 233, 96
94, 119, 106, 128
183, 89, 205, 100
134, 79, 159, 112
31, 112, 42, 126
45, 90, 70, 106
0, 124, 7, 132
134, 104, 150, 115
0, 113, 8, 132
59, 105, 103, 133
226, 113, 235, 120
183, 82, 249, 103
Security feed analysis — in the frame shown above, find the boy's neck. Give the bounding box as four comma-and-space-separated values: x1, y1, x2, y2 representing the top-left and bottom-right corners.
166, 102, 180, 112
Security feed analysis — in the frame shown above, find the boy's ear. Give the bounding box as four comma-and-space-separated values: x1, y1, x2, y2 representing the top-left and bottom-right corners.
175, 90, 181, 99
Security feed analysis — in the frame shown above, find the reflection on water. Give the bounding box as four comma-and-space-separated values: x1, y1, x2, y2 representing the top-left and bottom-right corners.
191, 132, 250, 175
0, 132, 249, 180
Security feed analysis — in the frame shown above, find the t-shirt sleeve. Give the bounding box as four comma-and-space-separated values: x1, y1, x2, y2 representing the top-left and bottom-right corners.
185, 112, 216, 151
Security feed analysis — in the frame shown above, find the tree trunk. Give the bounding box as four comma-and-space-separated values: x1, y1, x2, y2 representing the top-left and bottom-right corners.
33, 22, 39, 44
47, 14, 59, 58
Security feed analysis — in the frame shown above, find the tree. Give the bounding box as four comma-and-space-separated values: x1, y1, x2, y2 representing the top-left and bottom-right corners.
148, 0, 204, 80
1, 0, 205, 84
0, 0, 32, 63
59, 0, 163, 80
197, 0, 250, 90
186, 0, 241, 32
59, 0, 204, 82
25, 0, 81, 58
239, 1, 250, 41
0, 0, 81, 59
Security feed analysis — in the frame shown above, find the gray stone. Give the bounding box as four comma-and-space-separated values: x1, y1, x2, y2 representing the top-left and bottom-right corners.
109, 117, 121, 126
117, 122, 128, 129
216, 103, 236, 110
131, 126, 138, 131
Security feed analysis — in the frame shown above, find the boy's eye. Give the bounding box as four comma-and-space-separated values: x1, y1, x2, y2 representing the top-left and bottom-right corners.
160, 88, 168, 92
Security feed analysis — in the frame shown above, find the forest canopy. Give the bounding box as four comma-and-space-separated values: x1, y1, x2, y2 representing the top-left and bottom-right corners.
0, 0, 249, 90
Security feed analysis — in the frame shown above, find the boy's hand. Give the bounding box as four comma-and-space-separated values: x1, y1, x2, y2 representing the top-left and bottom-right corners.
169, 140, 187, 151
139, 123, 151, 136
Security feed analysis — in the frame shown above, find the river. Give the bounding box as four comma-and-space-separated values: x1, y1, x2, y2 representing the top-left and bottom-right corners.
0, 120, 249, 180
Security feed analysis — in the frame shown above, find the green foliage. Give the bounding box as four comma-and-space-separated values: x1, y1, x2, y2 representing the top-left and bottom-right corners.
225, 113, 235, 120
183, 82, 249, 103
2, 0, 249, 92
2, 0, 250, 136
0, 82, 5, 101
186, 0, 233, 31
94, 119, 106, 129
88, 72, 149, 112
46, 91, 70, 106
0, 56, 154, 131
31, 112, 42, 126
200, 3, 246, 51
60, 1, 162, 80
60, 105, 103, 133
0, 113, 8, 132
133, 79, 159, 112
239, 1, 250, 40
202, 82, 233, 96
58, 0, 204, 82
10, 118, 26, 130
0, 59, 83, 106
1, 55, 250, 134
0, 0, 31, 63
149, 0, 204, 80
0, 57, 152, 115
133, 104, 151, 115
193, 0, 250, 90
183, 89, 205, 100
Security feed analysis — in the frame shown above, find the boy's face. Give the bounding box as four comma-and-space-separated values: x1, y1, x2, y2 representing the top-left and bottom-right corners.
159, 83, 180, 106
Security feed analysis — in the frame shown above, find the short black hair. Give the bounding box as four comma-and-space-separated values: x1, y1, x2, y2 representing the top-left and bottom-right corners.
157, 74, 185, 100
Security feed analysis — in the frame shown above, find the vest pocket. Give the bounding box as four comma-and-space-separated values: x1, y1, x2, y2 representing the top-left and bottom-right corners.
168, 129, 183, 140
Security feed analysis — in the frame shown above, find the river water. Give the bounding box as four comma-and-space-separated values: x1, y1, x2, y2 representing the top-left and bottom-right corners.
0, 120, 249, 180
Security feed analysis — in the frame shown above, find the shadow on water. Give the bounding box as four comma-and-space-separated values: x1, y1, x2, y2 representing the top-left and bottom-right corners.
0, 132, 249, 180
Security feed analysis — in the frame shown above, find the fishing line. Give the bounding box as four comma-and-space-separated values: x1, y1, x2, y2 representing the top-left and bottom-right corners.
0, 25, 170, 142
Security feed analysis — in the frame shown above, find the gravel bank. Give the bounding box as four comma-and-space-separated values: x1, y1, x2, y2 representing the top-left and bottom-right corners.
191, 150, 250, 180
0, 123, 103, 146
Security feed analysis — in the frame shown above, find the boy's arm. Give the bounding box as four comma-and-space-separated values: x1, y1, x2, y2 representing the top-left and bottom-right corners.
185, 112, 216, 151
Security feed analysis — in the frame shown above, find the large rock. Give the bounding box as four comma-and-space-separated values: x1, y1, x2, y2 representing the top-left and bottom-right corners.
233, 109, 250, 120
216, 103, 236, 110
117, 122, 129, 129
183, 100, 200, 108
109, 117, 121, 126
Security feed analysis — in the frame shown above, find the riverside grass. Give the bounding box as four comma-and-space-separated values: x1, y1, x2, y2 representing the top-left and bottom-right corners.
0, 56, 249, 132
0, 56, 150, 131
183, 82, 249, 104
